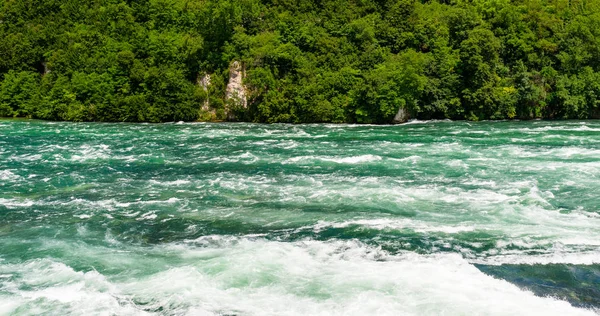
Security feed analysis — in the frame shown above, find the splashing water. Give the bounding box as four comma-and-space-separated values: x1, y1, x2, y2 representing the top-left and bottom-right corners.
1, 120, 599, 315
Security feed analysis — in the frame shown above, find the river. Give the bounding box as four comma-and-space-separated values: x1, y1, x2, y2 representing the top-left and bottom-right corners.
1, 120, 599, 315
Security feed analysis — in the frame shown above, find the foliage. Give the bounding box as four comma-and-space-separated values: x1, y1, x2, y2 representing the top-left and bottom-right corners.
3, 0, 600, 122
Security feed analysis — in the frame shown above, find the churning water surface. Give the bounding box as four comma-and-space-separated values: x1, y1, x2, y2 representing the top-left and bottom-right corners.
0, 120, 599, 315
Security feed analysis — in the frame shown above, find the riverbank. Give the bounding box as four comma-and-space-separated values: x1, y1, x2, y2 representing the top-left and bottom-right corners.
1, 116, 596, 126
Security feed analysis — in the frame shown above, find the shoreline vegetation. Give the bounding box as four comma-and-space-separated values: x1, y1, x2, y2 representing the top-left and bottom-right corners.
1, 117, 597, 126
3, 1, 600, 124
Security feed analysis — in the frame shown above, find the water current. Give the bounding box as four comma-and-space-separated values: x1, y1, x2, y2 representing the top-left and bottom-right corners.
1, 119, 599, 315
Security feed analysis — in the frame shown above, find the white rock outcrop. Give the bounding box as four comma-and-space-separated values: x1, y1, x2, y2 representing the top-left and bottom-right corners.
226, 61, 247, 109
198, 73, 211, 111
42, 62, 50, 75
393, 107, 410, 124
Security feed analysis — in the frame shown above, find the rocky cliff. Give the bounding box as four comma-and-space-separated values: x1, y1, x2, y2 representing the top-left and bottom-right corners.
225, 61, 247, 119
393, 107, 410, 124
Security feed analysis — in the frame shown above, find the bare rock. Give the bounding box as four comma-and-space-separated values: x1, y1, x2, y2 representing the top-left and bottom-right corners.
197, 73, 212, 111
197, 73, 217, 121
393, 107, 410, 124
226, 61, 247, 113
198, 73, 211, 91
42, 62, 51, 75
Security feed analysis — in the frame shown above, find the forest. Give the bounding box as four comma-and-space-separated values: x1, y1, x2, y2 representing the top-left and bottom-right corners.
2, 0, 600, 123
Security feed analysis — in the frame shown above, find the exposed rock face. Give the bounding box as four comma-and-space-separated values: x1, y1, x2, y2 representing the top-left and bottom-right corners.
42, 62, 50, 75
198, 73, 211, 111
198, 73, 211, 91
196, 73, 217, 121
226, 61, 247, 110
393, 107, 410, 124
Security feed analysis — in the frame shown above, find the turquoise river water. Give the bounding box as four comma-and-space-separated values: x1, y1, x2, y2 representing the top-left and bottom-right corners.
1, 120, 600, 315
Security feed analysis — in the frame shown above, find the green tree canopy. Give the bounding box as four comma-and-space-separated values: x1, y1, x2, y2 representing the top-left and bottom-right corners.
3, 0, 600, 122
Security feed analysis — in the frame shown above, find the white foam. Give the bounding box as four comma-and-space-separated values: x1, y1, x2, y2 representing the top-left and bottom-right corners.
311, 219, 475, 234
127, 239, 594, 316
322, 155, 382, 164
389, 155, 421, 163
148, 179, 191, 186
205, 152, 259, 164
0, 198, 34, 208
474, 251, 600, 265
402, 119, 453, 125
2, 239, 595, 315
0, 259, 146, 315
0, 170, 20, 181
138, 212, 157, 220
285, 155, 382, 164
10, 154, 42, 162
71, 144, 111, 162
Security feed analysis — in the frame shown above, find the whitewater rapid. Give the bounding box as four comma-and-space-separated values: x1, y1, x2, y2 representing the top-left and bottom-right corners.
1, 120, 599, 315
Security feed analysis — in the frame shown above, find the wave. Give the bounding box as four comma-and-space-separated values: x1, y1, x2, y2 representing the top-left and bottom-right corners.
0, 170, 20, 181
285, 154, 383, 165
0, 238, 595, 315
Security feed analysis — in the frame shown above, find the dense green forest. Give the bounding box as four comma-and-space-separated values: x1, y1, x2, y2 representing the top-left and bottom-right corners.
2, 0, 600, 123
